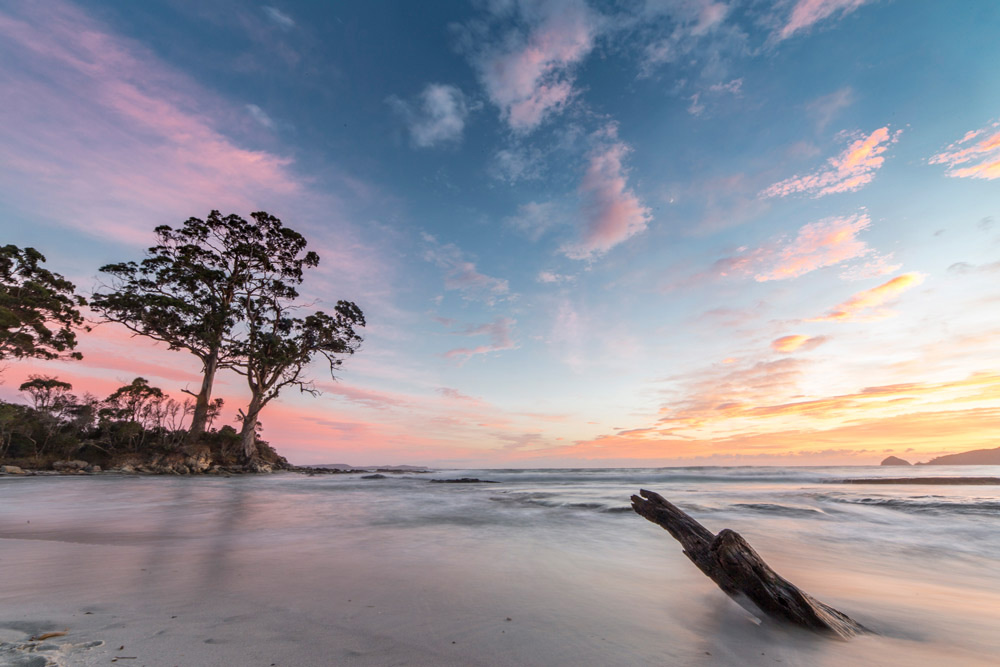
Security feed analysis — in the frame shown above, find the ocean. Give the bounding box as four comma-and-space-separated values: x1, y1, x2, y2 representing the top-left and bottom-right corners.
2, 466, 999, 665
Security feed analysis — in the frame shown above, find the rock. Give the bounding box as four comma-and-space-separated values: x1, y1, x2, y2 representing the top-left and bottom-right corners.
920, 446, 1000, 466
86, 465, 102, 473
362, 473, 387, 479
246, 460, 273, 474
0, 465, 25, 475
429, 478, 499, 484
184, 453, 212, 473
880, 456, 911, 466
53, 459, 89, 471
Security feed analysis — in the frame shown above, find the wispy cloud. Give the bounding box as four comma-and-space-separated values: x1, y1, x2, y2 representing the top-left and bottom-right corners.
537, 270, 574, 284
811, 272, 924, 322
388, 83, 471, 148
504, 200, 565, 241
422, 234, 512, 304
0, 2, 303, 245
776, 0, 873, 41
245, 103, 275, 129
715, 213, 897, 282
262, 6, 295, 29
929, 120, 1000, 180
445, 318, 518, 362
561, 125, 652, 260
806, 87, 854, 130
771, 335, 828, 353
761, 126, 901, 198
470, 0, 598, 133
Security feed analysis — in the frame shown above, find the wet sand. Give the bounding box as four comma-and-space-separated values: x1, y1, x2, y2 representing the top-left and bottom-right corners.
2, 471, 1000, 666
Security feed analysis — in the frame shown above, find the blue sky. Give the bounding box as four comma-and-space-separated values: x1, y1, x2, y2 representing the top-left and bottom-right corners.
2, 0, 999, 465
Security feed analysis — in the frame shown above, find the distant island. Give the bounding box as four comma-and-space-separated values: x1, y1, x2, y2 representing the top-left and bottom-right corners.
880, 446, 1000, 466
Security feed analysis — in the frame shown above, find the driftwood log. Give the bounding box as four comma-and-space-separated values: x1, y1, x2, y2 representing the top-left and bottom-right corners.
631, 488, 868, 639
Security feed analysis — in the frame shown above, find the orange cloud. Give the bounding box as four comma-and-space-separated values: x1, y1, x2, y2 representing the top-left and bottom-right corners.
811, 272, 924, 322
761, 127, 901, 198
929, 120, 1000, 180
530, 372, 1000, 465
716, 213, 898, 282
771, 335, 827, 353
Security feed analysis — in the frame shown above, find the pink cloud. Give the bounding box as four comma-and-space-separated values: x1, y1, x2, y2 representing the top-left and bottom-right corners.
0, 3, 306, 245
812, 272, 925, 322
929, 120, 1000, 180
777, 0, 872, 41
445, 318, 518, 362
716, 213, 897, 282
476, 0, 597, 133
562, 132, 652, 260
771, 335, 828, 353
422, 234, 511, 304
761, 127, 901, 198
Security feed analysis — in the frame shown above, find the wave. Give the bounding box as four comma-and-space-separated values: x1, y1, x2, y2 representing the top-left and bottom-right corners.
829, 496, 1000, 516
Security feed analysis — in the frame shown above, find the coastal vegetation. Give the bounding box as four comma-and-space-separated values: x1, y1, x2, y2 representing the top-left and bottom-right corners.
0, 211, 363, 472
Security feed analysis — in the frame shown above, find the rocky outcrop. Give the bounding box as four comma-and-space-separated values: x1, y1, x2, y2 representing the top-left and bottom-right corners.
429, 478, 499, 484
919, 446, 1000, 466
0, 465, 26, 475
880, 456, 911, 466
52, 460, 90, 472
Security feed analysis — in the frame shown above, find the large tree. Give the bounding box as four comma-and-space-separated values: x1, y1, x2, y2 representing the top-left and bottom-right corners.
0, 245, 87, 364
233, 297, 364, 461
91, 211, 319, 441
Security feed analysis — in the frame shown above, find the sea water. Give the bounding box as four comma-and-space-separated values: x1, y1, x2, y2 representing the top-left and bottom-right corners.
1, 467, 998, 665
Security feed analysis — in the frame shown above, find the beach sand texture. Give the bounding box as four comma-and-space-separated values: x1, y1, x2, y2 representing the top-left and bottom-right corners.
2, 467, 999, 666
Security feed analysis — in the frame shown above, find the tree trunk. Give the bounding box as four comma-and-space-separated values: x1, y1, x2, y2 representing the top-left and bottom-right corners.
631, 489, 869, 639
187, 351, 219, 442
239, 395, 264, 461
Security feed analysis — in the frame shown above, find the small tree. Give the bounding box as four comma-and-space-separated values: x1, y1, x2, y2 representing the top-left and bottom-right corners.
103, 377, 165, 427
233, 300, 364, 461
0, 245, 87, 364
19, 375, 74, 412
92, 211, 318, 441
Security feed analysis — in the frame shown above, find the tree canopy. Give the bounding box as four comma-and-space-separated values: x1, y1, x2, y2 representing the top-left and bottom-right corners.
91, 211, 319, 440
233, 300, 365, 459
0, 245, 87, 363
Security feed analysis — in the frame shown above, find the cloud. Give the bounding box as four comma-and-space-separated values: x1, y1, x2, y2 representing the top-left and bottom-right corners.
471, 0, 598, 133
246, 103, 275, 129
947, 260, 1000, 275
422, 234, 511, 304
262, 6, 295, 29
388, 83, 470, 148
0, 2, 304, 245
811, 272, 925, 322
536, 270, 574, 284
504, 200, 565, 241
806, 87, 854, 130
929, 120, 1000, 180
771, 335, 828, 353
561, 127, 652, 260
716, 213, 896, 282
490, 145, 545, 183
776, 0, 872, 41
530, 369, 1000, 466
636, 0, 736, 78
761, 126, 901, 198
445, 318, 518, 362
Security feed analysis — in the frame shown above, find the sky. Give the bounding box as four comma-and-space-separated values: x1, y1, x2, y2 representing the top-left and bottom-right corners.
1, 0, 998, 467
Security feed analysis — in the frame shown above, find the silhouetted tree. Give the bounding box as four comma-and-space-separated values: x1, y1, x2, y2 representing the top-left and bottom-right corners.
91, 211, 318, 441
0, 245, 87, 365
233, 299, 364, 460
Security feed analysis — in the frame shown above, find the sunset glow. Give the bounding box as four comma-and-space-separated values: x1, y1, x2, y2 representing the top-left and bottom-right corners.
2, 0, 998, 467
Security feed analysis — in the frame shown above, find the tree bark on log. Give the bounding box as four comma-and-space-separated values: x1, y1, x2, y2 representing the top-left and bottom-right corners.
631, 488, 869, 639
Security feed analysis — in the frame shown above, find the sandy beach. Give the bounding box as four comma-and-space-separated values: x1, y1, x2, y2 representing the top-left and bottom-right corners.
2, 468, 1000, 666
